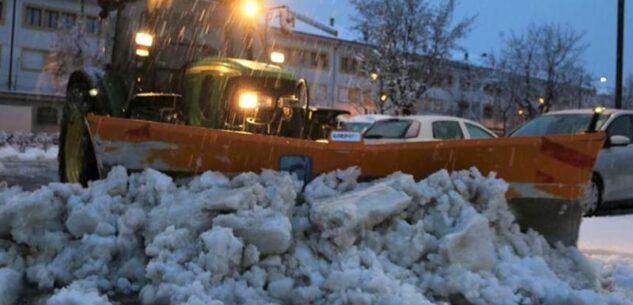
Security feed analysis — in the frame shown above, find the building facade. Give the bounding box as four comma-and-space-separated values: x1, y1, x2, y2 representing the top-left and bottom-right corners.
0, 1, 603, 134
0, 0, 105, 132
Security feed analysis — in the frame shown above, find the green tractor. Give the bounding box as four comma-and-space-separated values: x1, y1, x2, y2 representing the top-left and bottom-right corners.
60, 0, 348, 185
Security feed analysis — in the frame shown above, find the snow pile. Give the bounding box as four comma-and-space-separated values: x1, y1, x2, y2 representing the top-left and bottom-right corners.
0, 131, 59, 161
0, 167, 631, 305
587, 253, 633, 301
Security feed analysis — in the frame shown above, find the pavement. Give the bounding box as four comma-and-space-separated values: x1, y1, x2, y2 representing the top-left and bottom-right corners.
0, 159, 58, 190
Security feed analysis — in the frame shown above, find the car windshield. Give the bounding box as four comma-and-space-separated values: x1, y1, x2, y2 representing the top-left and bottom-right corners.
510, 114, 610, 137
364, 120, 412, 139
342, 122, 372, 132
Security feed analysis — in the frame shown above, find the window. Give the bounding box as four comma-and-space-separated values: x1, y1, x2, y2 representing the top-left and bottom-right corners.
61, 12, 76, 27
338, 87, 349, 102
432, 121, 464, 140
318, 53, 329, 68
23, 5, 88, 31
25, 6, 43, 27
44, 9, 59, 28
365, 120, 417, 139
36, 107, 58, 125
349, 88, 361, 105
312, 84, 328, 101
199, 76, 215, 119
362, 89, 374, 108
466, 123, 494, 139
0, 1, 4, 23
607, 115, 633, 139
510, 114, 610, 137
86, 16, 100, 34
340, 57, 359, 74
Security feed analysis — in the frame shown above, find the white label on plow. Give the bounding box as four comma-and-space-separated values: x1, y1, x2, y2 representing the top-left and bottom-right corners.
330, 131, 362, 142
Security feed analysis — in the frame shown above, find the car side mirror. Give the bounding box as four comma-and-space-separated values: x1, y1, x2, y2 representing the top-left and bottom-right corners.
607, 135, 631, 147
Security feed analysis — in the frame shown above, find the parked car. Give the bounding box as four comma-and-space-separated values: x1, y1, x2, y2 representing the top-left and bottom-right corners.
509, 108, 633, 215
338, 114, 393, 132
363, 115, 498, 143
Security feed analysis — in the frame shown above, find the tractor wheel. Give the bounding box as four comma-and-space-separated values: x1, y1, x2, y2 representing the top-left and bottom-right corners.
58, 81, 101, 186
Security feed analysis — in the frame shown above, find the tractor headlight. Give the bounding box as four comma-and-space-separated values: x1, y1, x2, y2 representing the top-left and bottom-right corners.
239, 92, 259, 109
238, 92, 275, 110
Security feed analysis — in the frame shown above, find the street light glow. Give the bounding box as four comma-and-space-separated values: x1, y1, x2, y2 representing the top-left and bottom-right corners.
241, 0, 260, 18
380, 94, 388, 102
599, 76, 608, 83
594, 105, 606, 114
370, 73, 379, 81
538, 97, 545, 105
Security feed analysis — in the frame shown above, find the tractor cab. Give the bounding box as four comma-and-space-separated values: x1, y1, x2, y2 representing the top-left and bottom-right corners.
181, 57, 347, 140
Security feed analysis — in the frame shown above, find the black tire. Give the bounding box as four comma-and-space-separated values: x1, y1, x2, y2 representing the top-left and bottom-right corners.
582, 175, 602, 217
58, 80, 101, 186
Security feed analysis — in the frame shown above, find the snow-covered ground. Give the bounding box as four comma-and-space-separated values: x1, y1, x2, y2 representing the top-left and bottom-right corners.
0, 131, 59, 161
0, 167, 632, 305
580, 215, 633, 255
0, 145, 58, 161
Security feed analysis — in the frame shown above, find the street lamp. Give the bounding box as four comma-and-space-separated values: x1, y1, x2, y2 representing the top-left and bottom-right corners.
370, 73, 379, 81
241, 0, 260, 18
599, 76, 608, 83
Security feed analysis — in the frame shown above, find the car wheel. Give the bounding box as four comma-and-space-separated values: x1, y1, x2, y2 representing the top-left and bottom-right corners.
582, 177, 601, 216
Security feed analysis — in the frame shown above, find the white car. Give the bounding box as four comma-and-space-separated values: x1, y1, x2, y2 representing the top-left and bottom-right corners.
510, 109, 633, 215
363, 115, 498, 143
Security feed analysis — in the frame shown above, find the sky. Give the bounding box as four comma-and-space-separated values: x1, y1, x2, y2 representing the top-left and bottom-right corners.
269, 0, 633, 89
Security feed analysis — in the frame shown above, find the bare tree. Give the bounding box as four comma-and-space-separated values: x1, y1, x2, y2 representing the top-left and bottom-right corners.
538, 24, 587, 112
492, 23, 587, 118
44, 19, 103, 93
351, 0, 474, 114
483, 52, 522, 133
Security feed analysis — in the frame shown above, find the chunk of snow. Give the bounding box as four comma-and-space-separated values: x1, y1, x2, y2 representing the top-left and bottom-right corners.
442, 213, 497, 272
310, 183, 411, 247
213, 210, 292, 255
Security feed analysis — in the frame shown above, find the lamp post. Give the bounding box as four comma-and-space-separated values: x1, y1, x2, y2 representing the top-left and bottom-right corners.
239, 0, 261, 60
370, 71, 387, 113
615, 0, 625, 109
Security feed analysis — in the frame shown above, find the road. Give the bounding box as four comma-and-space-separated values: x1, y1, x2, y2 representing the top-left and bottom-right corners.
0, 159, 58, 190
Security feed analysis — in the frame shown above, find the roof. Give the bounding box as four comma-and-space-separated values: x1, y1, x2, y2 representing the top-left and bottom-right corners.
188, 57, 295, 80
544, 109, 633, 116
339, 114, 392, 123
401, 115, 480, 123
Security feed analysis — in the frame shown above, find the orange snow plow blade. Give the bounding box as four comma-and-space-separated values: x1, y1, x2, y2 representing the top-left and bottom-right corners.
87, 114, 605, 245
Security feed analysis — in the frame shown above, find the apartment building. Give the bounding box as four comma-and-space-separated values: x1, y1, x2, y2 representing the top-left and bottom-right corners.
0, 0, 105, 132
267, 29, 374, 114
